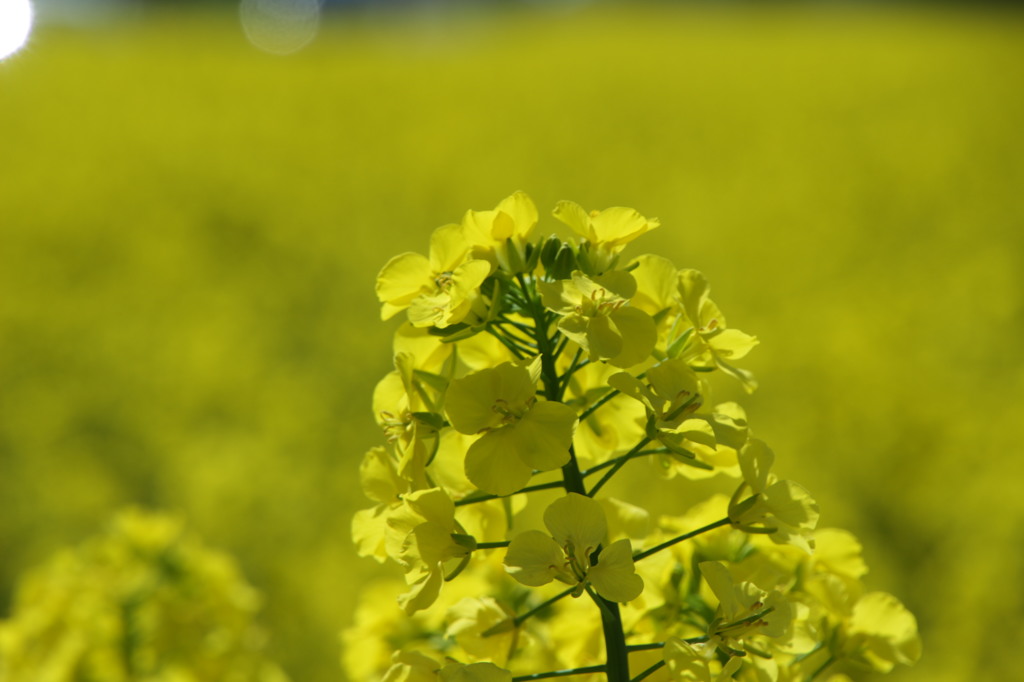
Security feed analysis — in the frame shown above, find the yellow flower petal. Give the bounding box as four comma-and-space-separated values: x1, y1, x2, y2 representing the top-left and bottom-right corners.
511, 401, 576, 471
445, 363, 535, 435
589, 538, 643, 602
428, 223, 471, 273
543, 493, 607, 554
464, 429, 535, 496
663, 638, 711, 682
440, 662, 513, 682
606, 307, 657, 367
376, 252, 433, 319
504, 530, 565, 587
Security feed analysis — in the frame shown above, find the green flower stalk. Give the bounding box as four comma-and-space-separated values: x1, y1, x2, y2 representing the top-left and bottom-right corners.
348, 192, 921, 682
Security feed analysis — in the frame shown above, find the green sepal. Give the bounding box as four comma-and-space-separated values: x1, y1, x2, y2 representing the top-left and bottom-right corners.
742, 642, 773, 659
443, 552, 473, 582
737, 524, 778, 535
429, 322, 471, 338
683, 593, 716, 623
483, 276, 505, 324
575, 241, 594, 275
451, 533, 478, 553
410, 411, 447, 432
667, 328, 694, 359
728, 494, 760, 522
505, 237, 526, 274
412, 370, 450, 394
523, 240, 541, 272
659, 433, 713, 470
552, 244, 578, 280
436, 325, 485, 343
539, 234, 562, 271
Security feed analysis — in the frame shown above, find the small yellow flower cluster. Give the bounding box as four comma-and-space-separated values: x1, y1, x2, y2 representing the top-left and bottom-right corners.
349, 193, 920, 682
0, 509, 288, 682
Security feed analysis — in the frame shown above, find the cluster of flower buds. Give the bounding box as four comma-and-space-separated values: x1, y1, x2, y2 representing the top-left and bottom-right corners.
348, 193, 920, 682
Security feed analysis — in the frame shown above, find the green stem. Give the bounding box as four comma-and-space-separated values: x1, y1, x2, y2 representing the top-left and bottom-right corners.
716, 606, 776, 635
587, 437, 653, 497
513, 666, 606, 681
525, 270, 631, 682
630, 660, 665, 682
512, 586, 576, 628
578, 388, 620, 423
454, 480, 565, 507
624, 643, 666, 653
632, 518, 732, 562
496, 322, 538, 350
485, 326, 527, 359
806, 654, 836, 682
581, 449, 666, 477
474, 541, 510, 550
558, 347, 585, 395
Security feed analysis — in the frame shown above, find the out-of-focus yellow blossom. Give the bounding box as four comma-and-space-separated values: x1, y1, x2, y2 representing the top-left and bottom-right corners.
629, 254, 679, 319
462, 191, 539, 272
445, 362, 576, 495
352, 445, 410, 562
540, 270, 656, 368
445, 597, 518, 665
543, 586, 606, 673
0, 509, 287, 682
382, 652, 515, 682
609, 359, 702, 431
440, 662, 514, 682
845, 591, 922, 672
387, 488, 475, 613
382, 650, 442, 682
564, 362, 645, 469
342, 579, 421, 682
600, 497, 651, 543
377, 223, 492, 328
798, 571, 921, 676
698, 561, 793, 646
504, 493, 643, 603
663, 638, 712, 682
729, 440, 819, 552
675, 270, 758, 391
553, 201, 660, 274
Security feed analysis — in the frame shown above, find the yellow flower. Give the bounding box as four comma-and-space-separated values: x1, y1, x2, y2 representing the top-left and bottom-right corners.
352, 446, 410, 562
730, 440, 820, 553
609, 358, 702, 430
553, 201, 660, 274
663, 638, 712, 682
445, 597, 517, 665
382, 650, 440, 682
461, 191, 539, 272
445, 362, 576, 496
676, 269, 758, 391
386, 488, 475, 614
376, 223, 492, 328
699, 560, 793, 644
504, 493, 643, 603
439, 662, 513, 682
539, 270, 656, 368
845, 592, 922, 672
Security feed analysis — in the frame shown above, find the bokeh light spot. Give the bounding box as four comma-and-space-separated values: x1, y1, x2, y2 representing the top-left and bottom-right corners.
0, 0, 33, 61
240, 0, 321, 56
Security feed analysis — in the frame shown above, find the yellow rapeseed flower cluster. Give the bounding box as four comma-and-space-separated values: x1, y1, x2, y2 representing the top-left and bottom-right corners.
349, 193, 920, 682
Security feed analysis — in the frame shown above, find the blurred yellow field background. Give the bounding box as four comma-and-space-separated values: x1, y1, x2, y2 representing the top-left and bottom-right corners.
1, 3, 1022, 681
